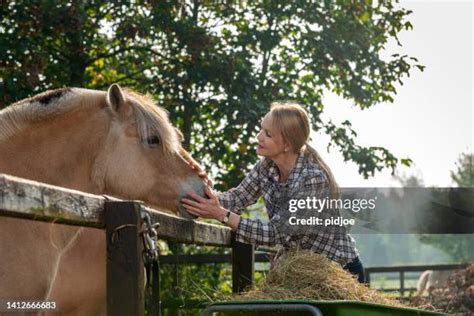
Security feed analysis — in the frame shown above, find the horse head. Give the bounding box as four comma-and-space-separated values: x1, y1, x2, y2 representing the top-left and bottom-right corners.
94, 84, 204, 218
0, 83, 205, 218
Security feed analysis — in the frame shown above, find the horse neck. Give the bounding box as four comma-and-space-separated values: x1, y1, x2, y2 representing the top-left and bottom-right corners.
0, 99, 110, 193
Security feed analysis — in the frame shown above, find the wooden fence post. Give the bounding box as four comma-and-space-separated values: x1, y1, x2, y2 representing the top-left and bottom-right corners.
400, 271, 405, 297
105, 201, 144, 316
365, 270, 370, 286
231, 233, 254, 293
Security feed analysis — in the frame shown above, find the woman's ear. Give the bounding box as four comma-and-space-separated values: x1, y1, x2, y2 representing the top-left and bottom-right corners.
283, 141, 292, 153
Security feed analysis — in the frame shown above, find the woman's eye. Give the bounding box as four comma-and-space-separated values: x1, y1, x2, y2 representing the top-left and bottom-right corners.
145, 136, 160, 147
266, 131, 272, 137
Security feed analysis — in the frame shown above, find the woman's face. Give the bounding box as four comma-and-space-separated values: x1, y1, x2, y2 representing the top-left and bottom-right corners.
256, 113, 288, 158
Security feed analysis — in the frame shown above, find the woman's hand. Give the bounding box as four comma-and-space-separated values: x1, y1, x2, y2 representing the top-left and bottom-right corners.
181, 186, 225, 220
186, 156, 213, 187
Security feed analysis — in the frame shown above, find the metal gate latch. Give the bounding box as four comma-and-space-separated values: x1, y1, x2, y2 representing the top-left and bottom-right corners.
141, 211, 160, 263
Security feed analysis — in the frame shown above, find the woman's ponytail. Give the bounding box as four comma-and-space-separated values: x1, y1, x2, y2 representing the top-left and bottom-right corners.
305, 143, 340, 199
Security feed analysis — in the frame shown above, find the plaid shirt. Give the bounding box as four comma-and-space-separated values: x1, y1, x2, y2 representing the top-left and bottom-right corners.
217, 149, 359, 266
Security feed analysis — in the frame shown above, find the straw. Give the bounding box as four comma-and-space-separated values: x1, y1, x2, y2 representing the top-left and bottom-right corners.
224, 249, 404, 307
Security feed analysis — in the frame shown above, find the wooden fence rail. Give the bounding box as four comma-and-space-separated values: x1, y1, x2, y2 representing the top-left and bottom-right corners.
0, 173, 251, 316
0, 174, 233, 245
365, 263, 470, 297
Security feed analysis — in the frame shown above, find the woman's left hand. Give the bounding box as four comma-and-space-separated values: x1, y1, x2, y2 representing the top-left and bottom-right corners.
181, 186, 225, 220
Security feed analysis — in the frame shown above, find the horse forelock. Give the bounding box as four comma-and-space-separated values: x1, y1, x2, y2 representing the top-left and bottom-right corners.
123, 89, 181, 154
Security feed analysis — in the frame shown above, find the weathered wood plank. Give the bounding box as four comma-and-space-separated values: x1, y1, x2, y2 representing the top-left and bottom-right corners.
0, 173, 105, 227
145, 206, 232, 246
0, 173, 232, 246
364, 263, 470, 273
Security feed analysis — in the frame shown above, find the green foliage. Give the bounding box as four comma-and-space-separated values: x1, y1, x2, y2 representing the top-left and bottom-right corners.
451, 153, 474, 188
417, 152, 474, 263
418, 234, 474, 263
160, 242, 232, 298
1, 0, 421, 186
158, 242, 232, 315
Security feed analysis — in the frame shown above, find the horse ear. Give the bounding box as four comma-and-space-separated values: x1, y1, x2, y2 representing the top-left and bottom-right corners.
107, 84, 129, 117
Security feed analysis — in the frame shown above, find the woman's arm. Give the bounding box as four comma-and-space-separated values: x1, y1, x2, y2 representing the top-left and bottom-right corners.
181, 159, 282, 246
215, 159, 264, 211
185, 154, 263, 211
182, 188, 279, 247
181, 187, 240, 230
233, 217, 279, 247
230, 171, 331, 247
188, 160, 265, 213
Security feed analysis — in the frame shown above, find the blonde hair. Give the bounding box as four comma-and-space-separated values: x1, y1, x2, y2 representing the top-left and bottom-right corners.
269, 102, 340, 198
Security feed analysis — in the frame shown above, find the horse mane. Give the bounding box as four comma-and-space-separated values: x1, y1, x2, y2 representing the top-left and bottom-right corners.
0, 87, 181, 154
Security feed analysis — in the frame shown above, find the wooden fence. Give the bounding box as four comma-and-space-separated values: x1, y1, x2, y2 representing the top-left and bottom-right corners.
2, 173, 470, 314
0, 173, 254, 315
365, 263, 470, 297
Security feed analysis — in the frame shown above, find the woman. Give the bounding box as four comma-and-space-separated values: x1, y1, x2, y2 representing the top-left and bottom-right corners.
182, 102, 365, 283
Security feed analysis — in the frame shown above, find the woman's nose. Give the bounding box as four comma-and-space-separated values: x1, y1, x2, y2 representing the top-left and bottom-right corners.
257, 130, 263, 141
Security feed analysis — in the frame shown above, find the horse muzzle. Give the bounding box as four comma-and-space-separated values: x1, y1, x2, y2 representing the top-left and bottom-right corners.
177, 178, 206, 219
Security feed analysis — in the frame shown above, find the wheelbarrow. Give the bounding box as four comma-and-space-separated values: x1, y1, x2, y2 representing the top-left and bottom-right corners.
200, 299, 447, 316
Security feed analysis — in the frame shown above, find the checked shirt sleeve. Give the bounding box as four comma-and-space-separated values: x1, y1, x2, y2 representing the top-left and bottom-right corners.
234, 217, 279, 247
234, 170, 331, 248
216, 160, 263, 214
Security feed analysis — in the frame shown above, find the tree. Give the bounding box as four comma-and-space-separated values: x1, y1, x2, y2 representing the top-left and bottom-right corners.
1, 0, 421, 189
0, 1, 177, 102
451, 153, 473, 188
417, 152, 474, 263
418, 235, 473, 263
1, 1, 429, 309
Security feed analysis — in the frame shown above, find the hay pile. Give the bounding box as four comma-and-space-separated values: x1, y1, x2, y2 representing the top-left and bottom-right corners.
230, 250, 403, 307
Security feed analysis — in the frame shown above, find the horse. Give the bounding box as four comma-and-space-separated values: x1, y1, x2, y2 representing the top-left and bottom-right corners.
0, 84, 205, 315
416, 269, 456, 296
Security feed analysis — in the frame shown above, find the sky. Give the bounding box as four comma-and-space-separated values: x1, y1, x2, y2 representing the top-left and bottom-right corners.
312, 0, 473, 188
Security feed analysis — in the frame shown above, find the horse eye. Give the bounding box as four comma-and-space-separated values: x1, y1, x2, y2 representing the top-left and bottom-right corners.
144, 136, 160, 147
